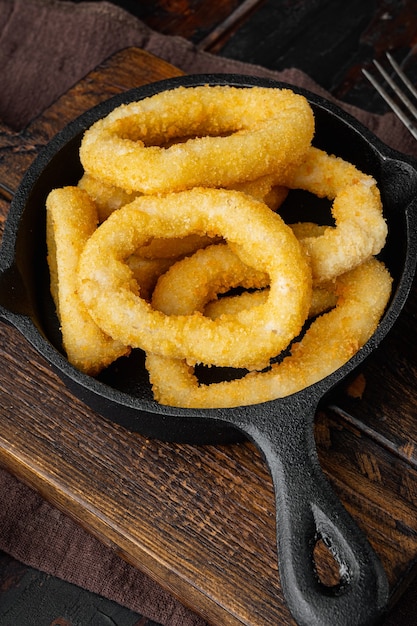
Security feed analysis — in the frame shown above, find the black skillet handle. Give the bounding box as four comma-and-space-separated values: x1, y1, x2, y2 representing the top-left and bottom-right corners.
240, 395, 389, 626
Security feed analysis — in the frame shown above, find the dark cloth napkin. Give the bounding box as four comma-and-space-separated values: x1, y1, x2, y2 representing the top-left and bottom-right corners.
1, 1, 417, 625
2, 0, 417, 162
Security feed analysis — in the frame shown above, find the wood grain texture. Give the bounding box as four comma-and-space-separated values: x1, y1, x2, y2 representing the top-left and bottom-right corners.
1, 320, 417, 626
1, 41, 417, 626
329, 270, 417, 466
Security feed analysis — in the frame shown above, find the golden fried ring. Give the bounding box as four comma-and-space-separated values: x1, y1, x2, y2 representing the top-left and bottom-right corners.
128, 222, 321, 303
151, 243, 268, 316
46, 186, 130, 375
229, 176, 289, 211
79, 85, 314, 194
153, 226, 335, 318
200, 223, 336, 318
78, 172, 288, 220
78, 173, 218, 257
204, 283, 336, 321
77, 188, 312, 369
78, 173, 139, 223
146, 258, 392, 408
125, 256, 175, 302
285, 147, 388, 282
126, 237, 217, 301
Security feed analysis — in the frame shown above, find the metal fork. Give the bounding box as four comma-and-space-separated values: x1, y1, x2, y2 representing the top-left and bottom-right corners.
363, 52, 417, 140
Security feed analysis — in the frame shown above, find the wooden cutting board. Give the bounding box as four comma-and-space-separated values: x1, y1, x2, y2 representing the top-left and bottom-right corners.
1, 47, 417, 626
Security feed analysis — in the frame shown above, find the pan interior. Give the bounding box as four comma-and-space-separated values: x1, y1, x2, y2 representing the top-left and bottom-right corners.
5, 81, 416, 423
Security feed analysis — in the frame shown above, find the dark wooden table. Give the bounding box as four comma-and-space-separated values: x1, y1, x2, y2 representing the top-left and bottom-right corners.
1, 1, 417, 625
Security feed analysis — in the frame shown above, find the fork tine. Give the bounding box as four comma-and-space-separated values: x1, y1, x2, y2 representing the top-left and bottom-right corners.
362, 54, 417, 141
374, 55, 417, 121
386, 52, 417, 105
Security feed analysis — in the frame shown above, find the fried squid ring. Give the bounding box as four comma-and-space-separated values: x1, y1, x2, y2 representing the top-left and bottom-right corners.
77, 188, 312, 369
146, 258, 392, 408
152, 234, 336, 319
199, 222, 336, 318
78, 173, 218, 257
152, 243, 269, 316
78, 171, 285, 266
127, 220, 317, 303
285, 147, 388, 282
126, 236, 217, 302
79, 85, 314, 194
78, 173, 139, 222
79, 172, 288, 220
204, 283, 336, 321
46, 186, 130, 375
125, 256, 175, 302
230, 176, 289, 211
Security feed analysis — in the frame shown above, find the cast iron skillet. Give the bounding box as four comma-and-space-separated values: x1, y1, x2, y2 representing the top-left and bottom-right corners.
1, 74, 417, 626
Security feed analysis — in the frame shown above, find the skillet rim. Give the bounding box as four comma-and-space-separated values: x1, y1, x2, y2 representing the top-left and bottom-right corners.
0, 73, 416, 435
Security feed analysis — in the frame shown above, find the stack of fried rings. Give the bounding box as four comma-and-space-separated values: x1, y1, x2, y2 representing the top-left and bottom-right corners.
76, 188, 313, 371
146, 246, 391, 408
46, 85, 392, 408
